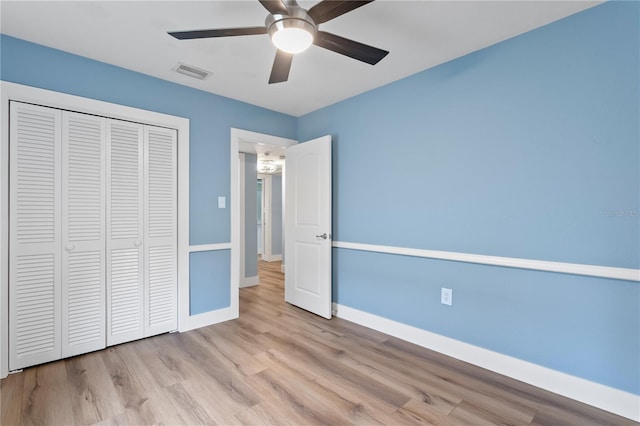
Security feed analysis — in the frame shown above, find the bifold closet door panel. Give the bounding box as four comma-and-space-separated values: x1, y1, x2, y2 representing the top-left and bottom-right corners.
106, 120, 144, 346
61, 112, 107, 358
144, 127, 178, 336
9, 102, 62, 370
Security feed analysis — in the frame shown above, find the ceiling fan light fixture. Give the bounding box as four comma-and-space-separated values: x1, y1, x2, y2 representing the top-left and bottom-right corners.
266, 8, 317, 54
272, 26, 314, 54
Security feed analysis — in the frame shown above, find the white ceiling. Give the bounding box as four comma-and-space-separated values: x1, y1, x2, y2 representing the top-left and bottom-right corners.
1, 1, 601, 117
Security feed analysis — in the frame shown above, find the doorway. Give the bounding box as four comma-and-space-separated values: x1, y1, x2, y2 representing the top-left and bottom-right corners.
230, 129, 296, 317
257, 173, 284, 264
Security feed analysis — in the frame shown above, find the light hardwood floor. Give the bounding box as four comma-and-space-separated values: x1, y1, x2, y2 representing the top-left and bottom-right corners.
1, 258, 636, 425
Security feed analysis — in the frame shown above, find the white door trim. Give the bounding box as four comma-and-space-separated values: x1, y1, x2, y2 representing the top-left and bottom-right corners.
258, 173, 278, 262
230, 129, 296, 317
0, 81, 190, 378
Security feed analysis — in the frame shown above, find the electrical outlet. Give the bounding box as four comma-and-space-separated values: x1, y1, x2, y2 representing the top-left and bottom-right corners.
441, 288, 453, 306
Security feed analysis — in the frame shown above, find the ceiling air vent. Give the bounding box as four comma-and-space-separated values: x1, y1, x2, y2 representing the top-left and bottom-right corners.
174, 63, 211, 80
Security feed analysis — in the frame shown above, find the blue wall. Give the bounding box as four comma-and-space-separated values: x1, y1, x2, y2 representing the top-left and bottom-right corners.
301, 2, 639, 394
0, 34, 297, 315
271, 174, 283, 256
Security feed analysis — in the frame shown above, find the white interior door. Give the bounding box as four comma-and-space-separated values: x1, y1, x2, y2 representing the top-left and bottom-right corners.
61, 111, 106, 358
284, 135, 332, 319
9, 102, 62, 370
144, 126, 177, 337
106, 120, 144, 346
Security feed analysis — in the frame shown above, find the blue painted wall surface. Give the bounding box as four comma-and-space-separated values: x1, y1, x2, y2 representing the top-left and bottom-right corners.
271, 174, 283, 255
305, 2, 640, 394
244, 154, 258, 278
190, 250, 230, 314
0, 34, 296, 315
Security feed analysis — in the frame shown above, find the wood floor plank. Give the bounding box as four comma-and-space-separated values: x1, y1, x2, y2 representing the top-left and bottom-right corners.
20, 362, 75, 426
530, 401, 637, 426
140, 332, 210, 385
299, 328, 463, 416
260, 327, 412, 409
131, 386, 194, 425
395, 398, 460, 426
376, 335, 541, 422
1, 371, 24, 426
449, 399, 535, 426
213, 320, 271, 356
255, 348, 401, 422
245, 359, 359, 425
161, 382, 217, 425
179, 376, 254, 425
171, 331, 262, 409
100, 345, 155, 411
65, 352, 125, 424
195, 326, 268, 376
235, 397, 321, 426
134, 333, 198, 388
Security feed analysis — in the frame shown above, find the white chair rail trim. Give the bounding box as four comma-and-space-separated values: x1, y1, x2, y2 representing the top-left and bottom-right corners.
332, 241, 639, 282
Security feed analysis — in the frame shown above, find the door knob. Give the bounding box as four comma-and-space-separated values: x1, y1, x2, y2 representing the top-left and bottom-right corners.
134, 240, 142, 247
65, 244, 75, 252
315, 233, 328, 240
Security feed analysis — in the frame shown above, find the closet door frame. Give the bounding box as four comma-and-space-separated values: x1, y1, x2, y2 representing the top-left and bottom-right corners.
0, 82, 190, 378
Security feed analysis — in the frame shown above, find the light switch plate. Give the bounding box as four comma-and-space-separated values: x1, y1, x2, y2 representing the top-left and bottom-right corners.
441, 288, 453, 306
218, 196, 226, 209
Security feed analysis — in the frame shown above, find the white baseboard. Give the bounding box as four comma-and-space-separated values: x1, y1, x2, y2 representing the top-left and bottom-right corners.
183, 306, 236, 332
262, 254, 283, 262
240, 275, 259, 288
281, 263, 285, 273
333, 303, 640, 422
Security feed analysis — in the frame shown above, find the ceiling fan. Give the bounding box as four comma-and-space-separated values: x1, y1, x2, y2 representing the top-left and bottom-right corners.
168, 0, 389, 84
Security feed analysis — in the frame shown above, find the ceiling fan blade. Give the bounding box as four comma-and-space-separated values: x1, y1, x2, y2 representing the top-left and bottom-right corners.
307, 0, 374, 24
168, 27, 267, 40
313, 31, 388, 65
259, 0, 289, 15
269, 50, 294, 84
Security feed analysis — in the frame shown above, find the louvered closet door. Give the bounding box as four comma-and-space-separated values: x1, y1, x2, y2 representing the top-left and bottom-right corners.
61, 112, 106, 357
144, 126, 177, 336
106, 120, 144, 346
9, 102, 62, 370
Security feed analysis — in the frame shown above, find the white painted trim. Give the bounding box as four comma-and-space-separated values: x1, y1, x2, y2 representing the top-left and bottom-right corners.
239, 153, 246, 292
0, 82, 190, 378
259, 174, 273, 261
333, 303, 639, 421
0, 86, 9, 379
188, 243, 232, 252
281, 264, 285, 273
240, 276, 259, 288
182, 306, 236, 332
262, 254, 283, 262
177, 105, 190, 336
231, 128, 296, 320
333, 241, 639, 283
